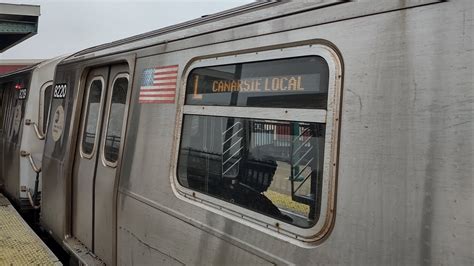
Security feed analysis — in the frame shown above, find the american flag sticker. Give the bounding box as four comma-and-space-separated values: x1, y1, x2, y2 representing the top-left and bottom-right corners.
139, 65, 179, 104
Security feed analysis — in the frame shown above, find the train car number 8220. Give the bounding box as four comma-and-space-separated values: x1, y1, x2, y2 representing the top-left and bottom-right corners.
53, 84, 67, 99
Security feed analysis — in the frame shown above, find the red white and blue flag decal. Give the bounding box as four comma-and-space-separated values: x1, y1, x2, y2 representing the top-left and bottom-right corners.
139, 65, 178, 104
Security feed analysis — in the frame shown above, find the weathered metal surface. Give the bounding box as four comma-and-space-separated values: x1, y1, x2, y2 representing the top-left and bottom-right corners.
93, 64, 130, 266
0, 193, 60, 265
63, 236, 105, 266
40, 0, 473, 265
65, 0, 443, 63
0, 57, 65, 211
71, 67, 109, 251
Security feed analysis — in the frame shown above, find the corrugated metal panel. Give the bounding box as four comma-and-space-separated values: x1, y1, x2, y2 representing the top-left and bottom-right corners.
0, 3, 39, 53
0, 21, 37, 33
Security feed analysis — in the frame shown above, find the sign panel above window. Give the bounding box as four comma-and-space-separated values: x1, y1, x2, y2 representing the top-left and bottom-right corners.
185, 56, 329, 109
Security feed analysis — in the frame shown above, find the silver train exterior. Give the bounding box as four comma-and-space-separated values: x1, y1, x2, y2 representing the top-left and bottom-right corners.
40, 1, 473, 265
0, 57, 64, 210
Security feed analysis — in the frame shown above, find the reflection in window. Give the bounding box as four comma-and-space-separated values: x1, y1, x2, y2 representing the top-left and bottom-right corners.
10, 101, 23, 144
0, 87, 4, 130
178, 115, 325, 228
82, 79, 103, 155
43, 85, 53, 133
104, 77, 128, 163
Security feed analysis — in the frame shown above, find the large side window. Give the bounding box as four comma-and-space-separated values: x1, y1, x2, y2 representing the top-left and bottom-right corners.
177, 51, 338, 234
179, 115, 325, 228
82, 78, 103, 156
103, 74, 129, 165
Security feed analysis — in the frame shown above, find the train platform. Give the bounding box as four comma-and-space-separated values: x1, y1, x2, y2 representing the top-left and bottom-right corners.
0, 193, 61, 265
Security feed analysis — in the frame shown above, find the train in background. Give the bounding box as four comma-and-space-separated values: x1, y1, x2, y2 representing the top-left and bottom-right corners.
0, 0, 472, 265
0, 57, 64, 211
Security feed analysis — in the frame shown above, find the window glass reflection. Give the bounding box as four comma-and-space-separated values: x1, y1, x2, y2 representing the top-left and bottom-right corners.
82, 79, 103, 155
178, 115, 326, 228
43, 85, 53, 133
104, 77, 128, 163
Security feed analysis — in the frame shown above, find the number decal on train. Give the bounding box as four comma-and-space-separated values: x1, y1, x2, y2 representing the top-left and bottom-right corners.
53, 84, 67, 99
18, 88, 27, 100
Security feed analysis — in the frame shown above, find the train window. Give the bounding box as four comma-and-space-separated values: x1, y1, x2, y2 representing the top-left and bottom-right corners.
0, 84, 9, 132
185, 56, 329, 109
11, 81, 26, 144
3, 86, 14, 137
178, 115, 325, 228
82, 79, 103, 156
176, 46, 341, 241
42, 85, 53, 133
103, 75, 129, 164
0, 87, 4, 131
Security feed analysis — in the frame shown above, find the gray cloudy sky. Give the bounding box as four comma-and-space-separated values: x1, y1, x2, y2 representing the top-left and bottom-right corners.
1, 0, 253, 59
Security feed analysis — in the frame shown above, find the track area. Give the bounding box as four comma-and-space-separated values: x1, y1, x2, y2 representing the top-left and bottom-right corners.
0, 193, 61, 265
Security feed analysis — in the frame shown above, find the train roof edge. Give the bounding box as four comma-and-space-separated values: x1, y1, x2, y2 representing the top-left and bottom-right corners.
64, 1, 344, 63
0, 55, 69, 79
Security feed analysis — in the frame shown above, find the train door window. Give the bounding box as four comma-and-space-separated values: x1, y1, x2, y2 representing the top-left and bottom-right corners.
81, 78, 104, 157
0, 84, 10, 134
3, 86, 13, 135
103, 74, 129, 165
176, 45, 341, 242
10, 81, 26, 144
0, 85, 4, 131
41, 83, 53, 134
1, 83, 13, 133
5, 87, 15, 139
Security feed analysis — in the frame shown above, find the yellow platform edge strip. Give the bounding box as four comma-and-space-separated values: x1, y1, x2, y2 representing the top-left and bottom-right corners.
0, 194, 61, 266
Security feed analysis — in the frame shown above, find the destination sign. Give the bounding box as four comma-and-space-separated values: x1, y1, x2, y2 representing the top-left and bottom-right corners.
185, 56, 329, 109
202, 75, 305, 93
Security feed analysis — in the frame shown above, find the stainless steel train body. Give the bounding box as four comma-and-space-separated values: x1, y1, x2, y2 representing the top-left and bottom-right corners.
40, 1, 473, 265
0, 57, 63, 210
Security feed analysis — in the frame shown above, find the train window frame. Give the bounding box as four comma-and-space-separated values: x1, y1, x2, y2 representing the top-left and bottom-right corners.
172, 44, 342, 245
100, 73, 130, 168
39, 81, 53, 135
79, 76, 106, 159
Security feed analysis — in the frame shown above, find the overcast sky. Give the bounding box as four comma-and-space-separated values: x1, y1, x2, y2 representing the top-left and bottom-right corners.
0, 0, 254, 60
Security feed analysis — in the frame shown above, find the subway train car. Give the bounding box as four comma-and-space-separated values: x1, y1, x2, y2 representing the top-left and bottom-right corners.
0, 57, 64, 211
40, 1, 473, 265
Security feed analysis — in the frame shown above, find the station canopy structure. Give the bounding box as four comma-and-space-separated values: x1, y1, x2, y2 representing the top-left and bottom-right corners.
0, 3, 40, 53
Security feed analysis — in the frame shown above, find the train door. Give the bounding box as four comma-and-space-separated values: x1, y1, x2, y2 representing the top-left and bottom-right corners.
71, 64, 130, 265
4, 80, 28, 200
